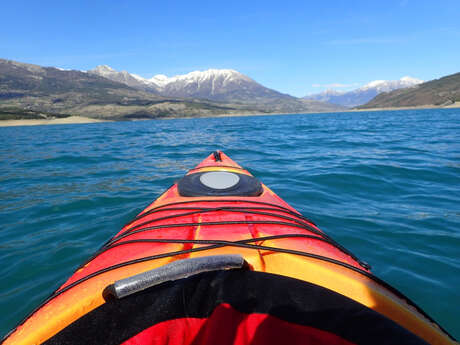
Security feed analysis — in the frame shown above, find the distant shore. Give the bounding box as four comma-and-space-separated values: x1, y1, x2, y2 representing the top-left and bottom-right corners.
0, 116, 108, 127
1, 103, 459, 127
353, 102, 460, 112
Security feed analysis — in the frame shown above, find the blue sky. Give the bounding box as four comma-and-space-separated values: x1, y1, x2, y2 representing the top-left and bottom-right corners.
2, 0, 459, 96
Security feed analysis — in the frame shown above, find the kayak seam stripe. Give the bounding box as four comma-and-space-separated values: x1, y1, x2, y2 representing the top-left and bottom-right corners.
110, 208, 369, 270
115, 206, 364, 268
121, 208, 322, 241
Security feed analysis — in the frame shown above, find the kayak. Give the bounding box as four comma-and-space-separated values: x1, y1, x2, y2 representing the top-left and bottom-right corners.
3, 151, 456, 345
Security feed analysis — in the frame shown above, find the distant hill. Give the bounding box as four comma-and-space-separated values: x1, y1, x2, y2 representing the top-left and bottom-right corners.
0, 58, 344, 120
359, 72, 460, 109
304, 77, 423, 107
0, 59, 143, 100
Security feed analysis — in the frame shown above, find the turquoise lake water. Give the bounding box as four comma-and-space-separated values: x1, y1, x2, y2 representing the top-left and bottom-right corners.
0, 108, 459, 339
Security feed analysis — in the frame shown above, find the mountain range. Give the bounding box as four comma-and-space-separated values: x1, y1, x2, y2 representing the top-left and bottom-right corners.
304, 77, 424, 108
88, 65, 294, 103
87, 65, 345, 114
0, 58, 344, 120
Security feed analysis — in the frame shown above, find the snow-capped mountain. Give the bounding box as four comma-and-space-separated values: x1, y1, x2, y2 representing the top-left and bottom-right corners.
88, 66, 293, 102
359, 76, 423, 93
304, 77, 424, 107
88, 65, 156, 91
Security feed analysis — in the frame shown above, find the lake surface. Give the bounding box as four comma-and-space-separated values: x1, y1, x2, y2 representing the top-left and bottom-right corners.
0, 108, 459, 339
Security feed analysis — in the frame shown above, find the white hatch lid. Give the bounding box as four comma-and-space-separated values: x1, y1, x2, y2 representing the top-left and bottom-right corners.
199, 171, 240, 190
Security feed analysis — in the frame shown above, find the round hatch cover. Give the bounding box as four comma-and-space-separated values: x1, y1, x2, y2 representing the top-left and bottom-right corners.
199, 171, 240, 190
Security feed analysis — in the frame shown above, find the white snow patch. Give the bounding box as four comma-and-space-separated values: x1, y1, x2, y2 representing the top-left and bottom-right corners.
145, 69, 247, 89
